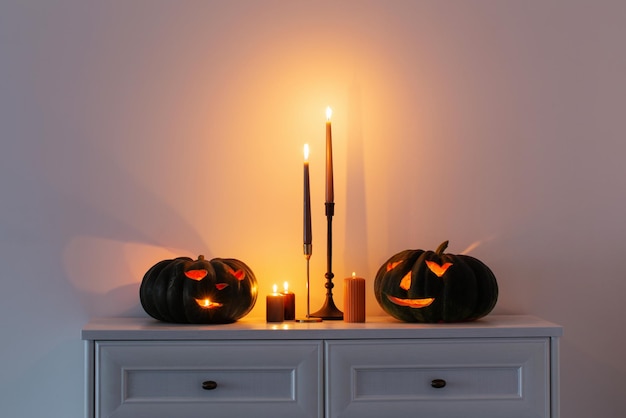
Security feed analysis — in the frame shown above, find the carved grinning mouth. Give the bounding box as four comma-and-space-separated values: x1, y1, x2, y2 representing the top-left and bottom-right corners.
195, 299, 223, 309
386, 294, 435, 308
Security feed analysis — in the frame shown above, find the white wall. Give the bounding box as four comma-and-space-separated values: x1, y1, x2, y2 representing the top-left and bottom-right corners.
1, 1, 625, 416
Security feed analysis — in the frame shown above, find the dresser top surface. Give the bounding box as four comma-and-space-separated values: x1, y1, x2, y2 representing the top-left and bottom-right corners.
82, 314, 562, 341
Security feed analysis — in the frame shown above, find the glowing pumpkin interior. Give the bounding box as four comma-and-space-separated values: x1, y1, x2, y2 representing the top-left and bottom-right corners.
195, 298, 223, 309
385, 259, 454, 309
185, 263, 247, 308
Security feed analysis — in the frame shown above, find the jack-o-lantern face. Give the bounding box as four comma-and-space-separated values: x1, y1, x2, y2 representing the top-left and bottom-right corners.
374, 241, 498, 323
140, 255, 258, 324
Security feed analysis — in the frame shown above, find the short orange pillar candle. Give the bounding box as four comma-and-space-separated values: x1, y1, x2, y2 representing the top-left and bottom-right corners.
344, 272, 365, 323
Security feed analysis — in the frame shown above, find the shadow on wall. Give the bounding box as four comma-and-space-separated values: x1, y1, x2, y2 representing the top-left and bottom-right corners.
43, 143, 213, 318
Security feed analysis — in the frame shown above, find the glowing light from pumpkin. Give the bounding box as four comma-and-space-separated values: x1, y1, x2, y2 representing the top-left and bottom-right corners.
387, 295, 435, 308
224, 265, 246, 281
185, 269, 208, 281
196, 298, 223, 309
387, 261, 402, 272
400, 272, 412, 291
425, 261, 453, 277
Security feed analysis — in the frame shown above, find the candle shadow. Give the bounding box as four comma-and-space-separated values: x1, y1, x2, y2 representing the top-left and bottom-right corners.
343, 78, 369, 275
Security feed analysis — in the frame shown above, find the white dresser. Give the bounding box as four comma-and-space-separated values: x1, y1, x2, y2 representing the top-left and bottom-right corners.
82, 315, 562, 418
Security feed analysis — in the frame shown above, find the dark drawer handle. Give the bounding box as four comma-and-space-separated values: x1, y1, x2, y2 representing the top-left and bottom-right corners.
202, 380, 218, 390
431, 379, 446, 389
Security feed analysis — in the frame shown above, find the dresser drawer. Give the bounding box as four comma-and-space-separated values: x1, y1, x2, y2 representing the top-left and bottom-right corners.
96, 340, 322, 418
326, 338, 550, 418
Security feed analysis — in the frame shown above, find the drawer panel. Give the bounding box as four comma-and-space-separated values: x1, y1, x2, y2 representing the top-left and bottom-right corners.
355, 365, 520, 399
125, 368, 294, 400
326, 338, 550, 418
96, 340, 322, 418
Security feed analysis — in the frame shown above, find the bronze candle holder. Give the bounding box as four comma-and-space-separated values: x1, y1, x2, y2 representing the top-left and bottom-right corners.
310, 202, 343, 320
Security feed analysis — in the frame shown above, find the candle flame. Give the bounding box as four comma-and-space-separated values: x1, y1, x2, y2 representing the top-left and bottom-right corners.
303, 144, 309, 161
352, 272, 356, 278
326, 106, 332, 121
272, 283, 278, 293
283, 281, 289, 292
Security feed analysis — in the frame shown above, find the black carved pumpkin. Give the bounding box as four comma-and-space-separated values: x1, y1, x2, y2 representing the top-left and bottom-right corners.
140, 255, 258, 324
374, 241, 498, 323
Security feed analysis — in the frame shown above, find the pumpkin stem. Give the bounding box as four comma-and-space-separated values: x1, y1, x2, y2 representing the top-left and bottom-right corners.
197, 255, 205, 261
435, 241, 449, 255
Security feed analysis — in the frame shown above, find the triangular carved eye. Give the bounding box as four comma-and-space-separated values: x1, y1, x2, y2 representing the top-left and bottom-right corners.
387, 261, 402, 272
425, 261, 453, 277
400, 272, 412, 290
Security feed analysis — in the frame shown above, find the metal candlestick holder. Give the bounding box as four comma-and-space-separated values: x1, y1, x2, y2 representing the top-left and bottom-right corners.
296, 246, 322, 323
310, 202, 343, 320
